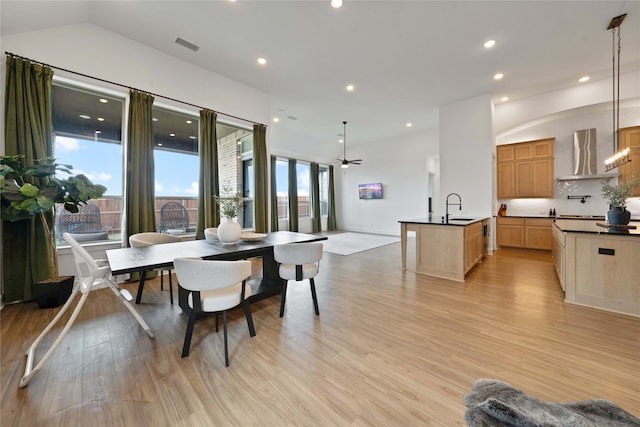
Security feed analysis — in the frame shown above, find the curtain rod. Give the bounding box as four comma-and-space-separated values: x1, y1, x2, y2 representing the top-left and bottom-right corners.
5, 51, 266, 127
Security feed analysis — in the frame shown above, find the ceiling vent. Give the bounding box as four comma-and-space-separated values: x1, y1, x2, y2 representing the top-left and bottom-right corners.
174, 37, 200, 52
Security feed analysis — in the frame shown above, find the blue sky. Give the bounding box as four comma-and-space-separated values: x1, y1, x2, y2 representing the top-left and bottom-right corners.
55, 136, 308, 197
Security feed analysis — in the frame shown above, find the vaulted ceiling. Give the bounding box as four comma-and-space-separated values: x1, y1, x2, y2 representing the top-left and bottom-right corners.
2, 1, 640, 151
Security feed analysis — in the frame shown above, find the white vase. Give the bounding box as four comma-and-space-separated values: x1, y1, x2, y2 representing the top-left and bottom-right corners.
217, 218, 241, 244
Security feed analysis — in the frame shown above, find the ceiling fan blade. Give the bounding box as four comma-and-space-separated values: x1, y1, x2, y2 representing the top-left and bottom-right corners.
350, 159, 363, 163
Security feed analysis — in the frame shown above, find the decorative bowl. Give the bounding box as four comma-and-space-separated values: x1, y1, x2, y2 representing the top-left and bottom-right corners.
204, 227, 218, 242
240, 232, 266, 242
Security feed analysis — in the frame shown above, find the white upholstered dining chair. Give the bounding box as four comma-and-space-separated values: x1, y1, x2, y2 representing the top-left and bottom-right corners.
173, 258, 256, 367
273, 242, 323, 318
129, 232, 181, 304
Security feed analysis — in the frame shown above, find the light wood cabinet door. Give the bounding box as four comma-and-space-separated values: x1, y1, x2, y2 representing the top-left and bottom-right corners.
497, 163, 516, 199
515, 161, 533, 197
533, 139, 554, 158
497, 145, 515, 162
515, 144, 532, 160
464, 222, 483, 273
525, 226, 553, 250
497, 218, 524, 248
532, 158, 554, 198
619, 126, 640, 197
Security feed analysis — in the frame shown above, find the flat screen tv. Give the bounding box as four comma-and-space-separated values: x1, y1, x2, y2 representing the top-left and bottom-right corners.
358, 183, 383, 200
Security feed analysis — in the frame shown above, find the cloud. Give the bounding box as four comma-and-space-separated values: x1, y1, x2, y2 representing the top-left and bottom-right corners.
55, 136, 80, 152
156, 180, 164, 192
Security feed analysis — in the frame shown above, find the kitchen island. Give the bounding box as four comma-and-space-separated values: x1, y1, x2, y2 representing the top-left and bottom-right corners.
553, 219, 640, 318
399, 216, 489, 281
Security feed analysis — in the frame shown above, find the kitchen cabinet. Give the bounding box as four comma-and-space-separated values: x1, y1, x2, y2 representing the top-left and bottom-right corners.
496, 217, 524, 248
464, 221, 483, 273
497, 217, 552, 250
400, 218, 488, 282
552, 223, 566, 291
497, 138, 555, 199
618, 126, 640, 197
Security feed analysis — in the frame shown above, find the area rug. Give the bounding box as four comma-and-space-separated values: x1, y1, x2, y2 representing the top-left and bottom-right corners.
321, 232, 400, 256
464, 378, 640, 427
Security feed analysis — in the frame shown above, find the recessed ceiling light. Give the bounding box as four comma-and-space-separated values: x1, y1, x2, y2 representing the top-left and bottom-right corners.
346, 84, 355, 92
273, 117, 280, 123
500, 96, 509, 102
79, 114, 91, 119
169, 133, 176, 137
152, 117, 158, 122
331, 0, 343, 8
186, 120, 192, 124
494, 72, 504, 80
406, 122, 413, 127
158, 143, 163, 147
189, 136, 197, 140
97, 117, 105, 122
257, 57, 267, 65
578, 75, 590, 83
484, 40, 496, 48
99, 98, 108, 104
339, 138, 343, 143
95, 130, 101, 134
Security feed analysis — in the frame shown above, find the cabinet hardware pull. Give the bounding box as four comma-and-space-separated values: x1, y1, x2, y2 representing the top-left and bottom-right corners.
598, 248, 615, 256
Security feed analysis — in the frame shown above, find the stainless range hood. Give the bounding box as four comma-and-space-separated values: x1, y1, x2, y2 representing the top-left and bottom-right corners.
557, 128, 618, 181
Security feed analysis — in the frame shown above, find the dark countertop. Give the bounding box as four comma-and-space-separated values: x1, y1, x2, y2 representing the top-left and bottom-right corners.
495, 215, 556, 219
399, 216, 489, 226
554, 219, 640, 236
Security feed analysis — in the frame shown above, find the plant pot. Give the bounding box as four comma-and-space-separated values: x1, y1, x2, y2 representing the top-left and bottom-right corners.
607, 207, 631, 226
217, 218, 241, 244
32, 275, 74, 308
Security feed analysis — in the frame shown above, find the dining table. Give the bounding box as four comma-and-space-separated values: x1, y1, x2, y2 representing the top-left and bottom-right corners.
106, 231, 327, 313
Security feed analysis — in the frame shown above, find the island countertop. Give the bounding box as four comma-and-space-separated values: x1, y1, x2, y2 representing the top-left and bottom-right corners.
399, 216, 489, 226
554, 219, 640, 236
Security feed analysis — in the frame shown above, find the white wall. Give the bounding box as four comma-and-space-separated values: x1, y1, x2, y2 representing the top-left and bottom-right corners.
1, 23, 270, 127
439, 94, 495, 218
335, 129, 439, 236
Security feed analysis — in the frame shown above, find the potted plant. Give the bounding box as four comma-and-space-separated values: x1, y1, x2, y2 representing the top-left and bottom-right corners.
601, 173, 640, 225
213, 184, 245, 244
1, 154, 107, 306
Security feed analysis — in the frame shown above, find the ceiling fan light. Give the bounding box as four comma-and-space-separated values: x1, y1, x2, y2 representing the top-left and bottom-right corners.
341, 163, 349, 169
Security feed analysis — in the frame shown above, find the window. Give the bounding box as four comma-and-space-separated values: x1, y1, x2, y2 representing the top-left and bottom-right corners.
319, 166, 329, 216
52, 83, 124, 245
152, 106, 199, 233
275, 158, 289, 219
296, 162, 310, 218
217, 124, 253, 228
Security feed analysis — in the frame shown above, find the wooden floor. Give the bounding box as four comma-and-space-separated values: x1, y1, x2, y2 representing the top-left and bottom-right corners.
2, 240, 639, 426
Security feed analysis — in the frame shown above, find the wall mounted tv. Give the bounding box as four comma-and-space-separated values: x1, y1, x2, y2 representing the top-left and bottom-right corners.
358, 183, 383, 199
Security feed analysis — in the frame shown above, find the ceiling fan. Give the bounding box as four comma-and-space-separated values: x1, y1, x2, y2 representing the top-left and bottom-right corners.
337, 121, 362, 168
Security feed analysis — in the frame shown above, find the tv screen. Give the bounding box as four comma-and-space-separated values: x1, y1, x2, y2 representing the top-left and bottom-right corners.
359, 183, 383, 199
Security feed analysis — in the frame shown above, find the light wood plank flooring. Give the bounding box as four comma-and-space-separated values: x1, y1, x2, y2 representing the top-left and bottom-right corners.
2, 240, 639, 426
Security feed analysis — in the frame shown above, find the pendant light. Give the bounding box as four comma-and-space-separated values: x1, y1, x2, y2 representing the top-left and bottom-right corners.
604, 14, 630, 172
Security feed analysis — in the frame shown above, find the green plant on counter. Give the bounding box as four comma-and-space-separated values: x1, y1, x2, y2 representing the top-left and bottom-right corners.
601, 173, 640, 208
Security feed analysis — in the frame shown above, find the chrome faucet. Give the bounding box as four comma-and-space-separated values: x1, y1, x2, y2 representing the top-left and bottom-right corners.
446, 193, 462, 223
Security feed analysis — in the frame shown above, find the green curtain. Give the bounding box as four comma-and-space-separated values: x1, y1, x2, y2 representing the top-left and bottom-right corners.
2, 56, 54, 302
270, 155, 279, 231
310, 162, 321, 233
124, 90, 155, 244
327, 165, 337, 230
288, 158, 298, 232
195, 109, 219, 239
253, 124, 268, 233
